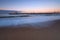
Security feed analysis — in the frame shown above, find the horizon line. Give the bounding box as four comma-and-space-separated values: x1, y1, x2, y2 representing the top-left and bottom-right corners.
0, 9, 60, 13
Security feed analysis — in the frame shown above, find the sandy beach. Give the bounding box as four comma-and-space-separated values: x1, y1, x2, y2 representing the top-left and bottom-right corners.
0, 0, 60, 40
0, 20, 60, 40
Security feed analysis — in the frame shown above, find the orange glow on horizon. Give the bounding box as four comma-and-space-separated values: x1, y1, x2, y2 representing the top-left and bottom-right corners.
21, 8, 60, 13
0, 8, 60, 13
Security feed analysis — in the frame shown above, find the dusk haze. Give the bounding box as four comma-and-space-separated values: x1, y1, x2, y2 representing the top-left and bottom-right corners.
0, 0, 60, 40
0, 0, 60, 13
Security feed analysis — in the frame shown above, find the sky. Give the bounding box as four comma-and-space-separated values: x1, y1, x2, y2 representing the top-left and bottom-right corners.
0, 0, 60, 13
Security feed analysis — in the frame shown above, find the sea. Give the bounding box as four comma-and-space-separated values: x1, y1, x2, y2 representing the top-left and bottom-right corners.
0, 13, 60, 27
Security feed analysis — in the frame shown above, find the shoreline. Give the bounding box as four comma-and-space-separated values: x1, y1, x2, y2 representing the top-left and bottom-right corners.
0, 19, 60, 40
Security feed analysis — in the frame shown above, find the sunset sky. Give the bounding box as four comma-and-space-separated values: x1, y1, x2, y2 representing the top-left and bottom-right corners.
0, 0, 60, 13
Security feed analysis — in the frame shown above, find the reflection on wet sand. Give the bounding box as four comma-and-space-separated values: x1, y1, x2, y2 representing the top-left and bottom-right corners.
0, 20, 60, 40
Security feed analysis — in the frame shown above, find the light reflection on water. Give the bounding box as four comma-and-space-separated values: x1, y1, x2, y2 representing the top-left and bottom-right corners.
0, 15, 60, 27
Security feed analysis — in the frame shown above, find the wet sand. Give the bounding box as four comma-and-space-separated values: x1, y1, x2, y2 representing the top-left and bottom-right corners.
0, 20, 60, 40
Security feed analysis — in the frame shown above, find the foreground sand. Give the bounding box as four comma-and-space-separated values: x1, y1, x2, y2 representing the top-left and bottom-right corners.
0, 20, 60, 40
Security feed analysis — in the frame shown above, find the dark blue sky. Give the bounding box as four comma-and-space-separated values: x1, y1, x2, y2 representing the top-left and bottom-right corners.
0, 0, 60, 12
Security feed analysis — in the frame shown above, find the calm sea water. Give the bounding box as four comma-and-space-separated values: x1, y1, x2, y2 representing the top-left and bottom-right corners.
0, 14, 60, 27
